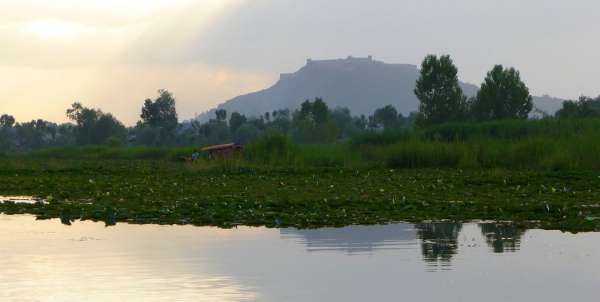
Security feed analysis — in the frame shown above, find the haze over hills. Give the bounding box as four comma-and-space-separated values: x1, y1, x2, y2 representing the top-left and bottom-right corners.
196, 56, 563, 121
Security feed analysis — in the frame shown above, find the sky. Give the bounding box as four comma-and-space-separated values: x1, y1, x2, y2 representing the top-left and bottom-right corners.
1, 0, 599, 125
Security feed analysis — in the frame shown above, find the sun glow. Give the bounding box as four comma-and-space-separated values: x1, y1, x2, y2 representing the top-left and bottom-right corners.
21, 20, 88, 39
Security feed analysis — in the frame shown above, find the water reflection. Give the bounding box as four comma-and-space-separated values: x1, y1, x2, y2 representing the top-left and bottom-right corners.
0, 195, 45, 204
281, 223, 465, 267
479, 223, 525, 253
2, 215, 600, 302
415, 223, 462, 265
280, 224, 417, 254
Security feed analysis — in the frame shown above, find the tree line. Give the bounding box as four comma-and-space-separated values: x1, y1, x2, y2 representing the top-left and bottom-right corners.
0, 90, 416, 152
1, 55, 599, 152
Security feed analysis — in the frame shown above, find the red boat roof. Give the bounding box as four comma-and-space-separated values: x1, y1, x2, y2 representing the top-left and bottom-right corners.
201, 143, 239, 152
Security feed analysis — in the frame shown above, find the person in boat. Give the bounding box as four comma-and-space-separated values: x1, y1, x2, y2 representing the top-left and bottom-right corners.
191, 150, 200, 162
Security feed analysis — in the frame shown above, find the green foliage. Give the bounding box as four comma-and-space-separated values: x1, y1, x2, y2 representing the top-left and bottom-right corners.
299, 97, 329, 125
373, 105, 400, 129
0, 114, 15, 128
229, 112, 247, 134
66, 103, 126, 145
233, 123, 260, 144
556, 96, 600, 118
292, 98, 339, 144
140, 89, 178, 144
197, 120, 231, 145
140, 90, 178, 130
471, 65, 533, 120
415, 55, 466, 127
215, 109, 227, 122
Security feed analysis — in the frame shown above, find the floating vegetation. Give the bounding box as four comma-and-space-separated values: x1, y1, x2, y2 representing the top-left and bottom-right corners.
1, 160, 600, 231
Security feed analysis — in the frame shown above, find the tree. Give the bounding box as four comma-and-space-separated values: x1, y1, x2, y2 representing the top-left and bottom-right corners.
471, 65, 533, 120
330, 107, 360, 138
67, 102, 100, 145
267, 109, 292, 134
299, 98, 329, 125
293, 98, 337, 143
14, 119, 56, 150
233, 123, 260, 144
0, 114, 15, 128
94, 113, 126, 145
140, 89, 178, 132
414, 55, 466, 127
215, 109, 227, 122
0, 114, 16, 151
197, 120, 230, 145
66, 102, 126, 145
311, 98, 329, 125
229, 112, 247, 134
373, 105, 399, 129
556, 96, 600, 118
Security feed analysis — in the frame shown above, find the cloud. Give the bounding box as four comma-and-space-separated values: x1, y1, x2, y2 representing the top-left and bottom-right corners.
174, 0, 600, 98
2, 0, 600, 124
0, 0, 274, 125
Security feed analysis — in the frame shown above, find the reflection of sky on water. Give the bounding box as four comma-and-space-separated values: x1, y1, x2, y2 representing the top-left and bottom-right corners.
1, 215, 600, 302
0, 195, 46, 204
280, 224, 418, 254
0, 215, 259, 301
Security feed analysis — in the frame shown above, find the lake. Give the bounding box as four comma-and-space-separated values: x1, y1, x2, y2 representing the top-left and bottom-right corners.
1, 214, 599, 301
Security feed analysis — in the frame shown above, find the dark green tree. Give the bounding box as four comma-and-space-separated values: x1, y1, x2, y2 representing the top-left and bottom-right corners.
215, 109, 227, 122
312, 98, 329, 125
299, 98, 329, 125
14, 119, 55, 150
233, 123, 260, 144
556, 96, 600, 118
471, 65, 533, 120
0, 114, 16, 151
373, 105, 399, 129
414, 55, 466, 127
229, 112, 247, 134
140, 90, 178, 131
67, 102, 125, 145
0, 114, 15, 128
139, 90, 178, 144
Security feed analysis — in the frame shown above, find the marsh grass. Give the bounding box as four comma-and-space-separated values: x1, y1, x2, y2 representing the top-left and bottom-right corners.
352, 118, 600, 170
4, 118, 600, 171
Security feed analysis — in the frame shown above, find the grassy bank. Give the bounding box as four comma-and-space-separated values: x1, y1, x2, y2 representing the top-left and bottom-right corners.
1, 160, 600, 231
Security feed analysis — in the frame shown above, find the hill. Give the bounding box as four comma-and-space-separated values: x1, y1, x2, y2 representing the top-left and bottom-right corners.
196, 56, 562, 121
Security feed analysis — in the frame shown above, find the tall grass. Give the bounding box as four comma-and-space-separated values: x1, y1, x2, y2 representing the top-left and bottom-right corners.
6, 118, 600, 171
19, 145, 194, 161
351, 118, 600, 170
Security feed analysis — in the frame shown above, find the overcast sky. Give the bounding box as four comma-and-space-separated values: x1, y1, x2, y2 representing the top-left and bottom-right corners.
1, 0, 599, 125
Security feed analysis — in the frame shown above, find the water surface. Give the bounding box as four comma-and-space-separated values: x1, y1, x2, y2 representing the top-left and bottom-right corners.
1, 215, 599, 301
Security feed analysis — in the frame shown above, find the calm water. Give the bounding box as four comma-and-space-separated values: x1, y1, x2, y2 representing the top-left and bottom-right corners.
1, 215, 599, 302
